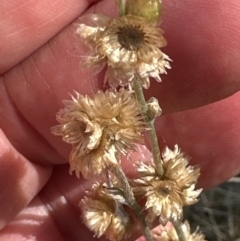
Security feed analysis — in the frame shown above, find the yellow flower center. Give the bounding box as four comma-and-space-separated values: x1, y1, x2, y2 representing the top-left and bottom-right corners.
117, 25, 145, 51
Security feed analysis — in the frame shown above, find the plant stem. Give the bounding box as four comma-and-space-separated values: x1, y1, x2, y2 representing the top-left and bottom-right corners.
133, 76, 164, 176
173, 221, 186, 241
117, 0, 126, 16
110, 165, 154, 241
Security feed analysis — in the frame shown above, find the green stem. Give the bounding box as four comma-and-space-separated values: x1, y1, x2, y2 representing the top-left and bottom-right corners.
133, 76, 164, 176
173, 221, 186, 241
110, 165, 154, 241
117, 0, 126, 16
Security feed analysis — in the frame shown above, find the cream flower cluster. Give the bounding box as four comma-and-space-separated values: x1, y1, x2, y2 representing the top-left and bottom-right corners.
76, 14, 171, 89
51, 0, 206, 240
80, 183, 133, 241
134, 145, 202, 225
51, 89, 144, 178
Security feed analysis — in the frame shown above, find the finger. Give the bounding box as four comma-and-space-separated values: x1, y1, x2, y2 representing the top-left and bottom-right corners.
156, 91, 240, 188
0, 80, 66, 165
3, 0, 240, 120
151, 0, 240, 113
0, 0, 99, 74
1, 10, 102, 161
40, 165, 96, 241
39, 147, 152, 241
0, 129, 52, 230
2, 0, 240, 188
0, 197, 65, 241
2, 171, 128, 241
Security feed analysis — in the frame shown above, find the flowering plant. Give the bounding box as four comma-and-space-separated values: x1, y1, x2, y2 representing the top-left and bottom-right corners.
51, 0, 206, 240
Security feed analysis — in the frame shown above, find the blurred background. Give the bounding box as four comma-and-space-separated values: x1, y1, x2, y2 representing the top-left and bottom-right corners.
184, 174, 240, 241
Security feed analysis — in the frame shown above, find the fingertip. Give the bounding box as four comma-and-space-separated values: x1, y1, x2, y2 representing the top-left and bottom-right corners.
0, 0, 101, 74
0, 129, 52, 229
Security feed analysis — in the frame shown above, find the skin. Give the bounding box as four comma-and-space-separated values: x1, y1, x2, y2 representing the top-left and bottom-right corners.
0, 0, 240, 240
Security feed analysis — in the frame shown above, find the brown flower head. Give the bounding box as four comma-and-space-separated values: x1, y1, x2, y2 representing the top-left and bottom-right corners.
153, 221, 207, 241
162, 145, 201, 189
80, 183, 133, 241
51, 89, 144, 178
135, 176, 184, 224
76, 14, 171, 89
133, 145, 202, 224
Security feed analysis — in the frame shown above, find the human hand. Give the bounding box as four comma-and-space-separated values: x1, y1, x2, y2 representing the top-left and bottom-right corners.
0, 0, 240, 240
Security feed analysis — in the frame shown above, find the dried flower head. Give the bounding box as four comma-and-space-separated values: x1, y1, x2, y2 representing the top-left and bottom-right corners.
133, 145, 201, 224
134, 176, 183, 224
162, 145, 201, 189
147, 97, 162, 120
80, 183, 133, 241
51, 89, 144, 178
76, 14, 171, 89
153, 221, 207, 241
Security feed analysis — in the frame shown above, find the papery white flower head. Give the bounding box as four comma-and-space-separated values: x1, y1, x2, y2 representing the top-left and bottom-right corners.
139, 179, 184, 224
162, 145, 201, 189
153, 221, 207, 241
76, 14, 171, 89
133, 145, 202, 224
51, 89, 144, 178
134, 163, 184, 224
80, 183, 133, 241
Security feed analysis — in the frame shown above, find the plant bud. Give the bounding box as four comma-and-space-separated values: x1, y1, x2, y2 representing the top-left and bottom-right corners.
126, 0, 162, 23
147, 97, 162, 120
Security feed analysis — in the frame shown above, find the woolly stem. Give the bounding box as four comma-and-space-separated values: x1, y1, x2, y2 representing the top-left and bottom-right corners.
110, 165, 154, 241
173, 221, 187, 241
133, 75, 164, 176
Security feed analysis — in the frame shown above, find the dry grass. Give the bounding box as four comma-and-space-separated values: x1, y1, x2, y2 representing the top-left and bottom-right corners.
184, 174, 240, 241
